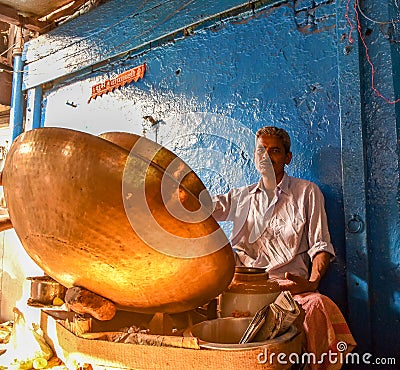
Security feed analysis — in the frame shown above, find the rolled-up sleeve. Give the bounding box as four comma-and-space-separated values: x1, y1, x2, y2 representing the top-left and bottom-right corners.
306, 183, 336, 260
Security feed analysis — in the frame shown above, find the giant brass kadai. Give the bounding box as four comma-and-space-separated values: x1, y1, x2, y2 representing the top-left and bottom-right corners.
2, 127, 235, 313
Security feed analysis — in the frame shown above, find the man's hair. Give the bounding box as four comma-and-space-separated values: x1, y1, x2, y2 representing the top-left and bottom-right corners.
255, 126, 291, 154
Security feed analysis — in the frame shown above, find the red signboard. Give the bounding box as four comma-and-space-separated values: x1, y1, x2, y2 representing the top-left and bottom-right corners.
88, 63, 146, 103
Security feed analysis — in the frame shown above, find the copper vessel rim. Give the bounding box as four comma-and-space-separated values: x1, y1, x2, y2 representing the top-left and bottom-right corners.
234, 266, 268, 276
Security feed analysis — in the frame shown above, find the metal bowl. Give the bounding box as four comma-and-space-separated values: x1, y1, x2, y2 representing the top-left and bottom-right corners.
185, 317, 298, 350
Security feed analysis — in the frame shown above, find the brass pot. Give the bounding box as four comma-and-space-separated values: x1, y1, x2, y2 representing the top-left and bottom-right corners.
3, 127, 235, 313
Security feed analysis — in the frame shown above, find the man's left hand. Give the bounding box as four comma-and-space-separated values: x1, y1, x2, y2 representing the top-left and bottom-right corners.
277, 272, 319, 295
278, 251, 332, 294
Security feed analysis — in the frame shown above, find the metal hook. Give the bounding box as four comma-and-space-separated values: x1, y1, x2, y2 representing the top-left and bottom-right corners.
346, 214, 364, 234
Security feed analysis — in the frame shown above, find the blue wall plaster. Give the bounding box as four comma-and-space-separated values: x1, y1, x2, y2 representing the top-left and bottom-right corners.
20, 0, 400, 358
357, 0, 400, 358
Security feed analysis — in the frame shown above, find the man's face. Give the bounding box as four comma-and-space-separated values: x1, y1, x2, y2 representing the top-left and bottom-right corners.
254, 134, 292, 182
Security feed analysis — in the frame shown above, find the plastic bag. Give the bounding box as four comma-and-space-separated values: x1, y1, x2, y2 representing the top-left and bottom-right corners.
0, 307, 53, 369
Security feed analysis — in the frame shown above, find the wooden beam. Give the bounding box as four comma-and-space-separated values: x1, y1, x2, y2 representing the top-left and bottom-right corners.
40, 0, 88, 22
0, 4, 53, 33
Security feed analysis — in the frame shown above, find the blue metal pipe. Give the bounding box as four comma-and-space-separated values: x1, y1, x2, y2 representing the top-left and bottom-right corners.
31, 85, 43, 129
10, 53, 25, 141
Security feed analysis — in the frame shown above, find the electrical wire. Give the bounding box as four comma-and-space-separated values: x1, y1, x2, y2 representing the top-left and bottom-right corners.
352, 0, 400, 104
0, 42, 16, 57
345, 0, 356, 43
346, 0, 400, 103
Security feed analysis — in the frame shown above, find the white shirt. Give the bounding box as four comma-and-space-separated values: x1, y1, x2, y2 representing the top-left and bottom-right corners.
212, 173, 335, 279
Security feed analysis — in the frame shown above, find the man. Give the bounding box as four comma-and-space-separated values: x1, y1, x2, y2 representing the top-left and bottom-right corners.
212, 126, 356, 369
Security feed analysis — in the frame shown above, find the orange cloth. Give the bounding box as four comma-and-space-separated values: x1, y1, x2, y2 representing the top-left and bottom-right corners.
294, 292, 357, 370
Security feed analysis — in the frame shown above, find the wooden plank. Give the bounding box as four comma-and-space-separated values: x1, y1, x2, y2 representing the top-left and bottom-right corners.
22, 0, 284, 89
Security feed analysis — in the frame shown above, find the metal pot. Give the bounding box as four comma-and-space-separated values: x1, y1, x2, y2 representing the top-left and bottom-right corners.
27, 276, 67, 305
185, 317, 299, 350
219, 266, 281, 318
4, 128, 235, 313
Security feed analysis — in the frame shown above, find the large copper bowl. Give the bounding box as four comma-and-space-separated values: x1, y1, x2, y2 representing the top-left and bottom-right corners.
2, 127, 235, 313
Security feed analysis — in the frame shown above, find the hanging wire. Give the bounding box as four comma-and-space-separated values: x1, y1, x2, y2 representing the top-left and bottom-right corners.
345, 0, 356, 43
0, 42, 16, 57
349, 0, 400, 104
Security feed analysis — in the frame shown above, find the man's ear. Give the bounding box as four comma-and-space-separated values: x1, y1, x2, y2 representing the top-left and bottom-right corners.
285, 151, 292, 165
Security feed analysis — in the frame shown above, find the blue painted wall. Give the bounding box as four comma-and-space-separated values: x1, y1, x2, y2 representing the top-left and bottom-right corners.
19, 0, 400, 360
356, 0, 400, 359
